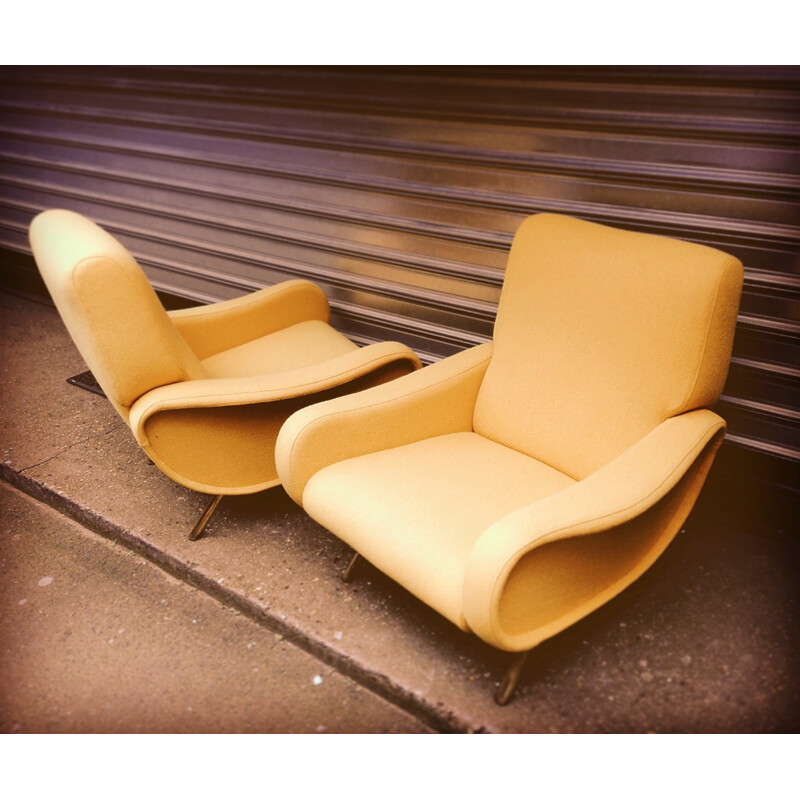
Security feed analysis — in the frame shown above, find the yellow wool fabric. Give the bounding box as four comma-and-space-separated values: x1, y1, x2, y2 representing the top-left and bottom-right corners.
276, 343, 494, 505
278, 212, 744, 654
30, 209, 421, 497
168, 280, 331, 360
303, 432, 575, 627
473, 214, 743, 479
131, 345, 421, 493
30, 210, 204, 417
202, 320, 358, 378
463, 409, 726, 650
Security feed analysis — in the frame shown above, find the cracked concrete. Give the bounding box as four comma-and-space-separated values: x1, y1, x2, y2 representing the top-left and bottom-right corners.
1, 289, 799, 733
17, 422, 126, 474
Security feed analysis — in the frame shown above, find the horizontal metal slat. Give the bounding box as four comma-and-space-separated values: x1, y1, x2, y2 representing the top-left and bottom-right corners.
3, 105, 798, 232
3, 94, 799, 202
6, 66, 798, 140
4, 123, 798, 262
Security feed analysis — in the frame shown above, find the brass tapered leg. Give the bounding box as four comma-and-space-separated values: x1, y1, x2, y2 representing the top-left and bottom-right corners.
495, 650, 531, 706
189, 494, 223, 541
342, 552, 364, 583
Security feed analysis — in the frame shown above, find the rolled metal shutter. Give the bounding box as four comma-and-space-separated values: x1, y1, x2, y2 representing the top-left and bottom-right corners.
1, 66, 797, 511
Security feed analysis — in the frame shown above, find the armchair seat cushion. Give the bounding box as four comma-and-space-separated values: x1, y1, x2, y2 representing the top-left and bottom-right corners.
303, 432, 575, 628
201, 319, 358, 379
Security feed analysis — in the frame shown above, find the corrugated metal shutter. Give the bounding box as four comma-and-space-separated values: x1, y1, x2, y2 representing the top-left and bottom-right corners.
1, 66, 798, 500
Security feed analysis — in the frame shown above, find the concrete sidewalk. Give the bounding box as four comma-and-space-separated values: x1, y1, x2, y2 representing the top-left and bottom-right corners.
1, 289, 799, 733
0, 482, 430, 733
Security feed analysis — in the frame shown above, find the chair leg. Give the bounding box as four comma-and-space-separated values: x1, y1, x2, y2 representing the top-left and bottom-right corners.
495, 650, 531, 706
189, 494, 223, 541
342, 552, 364, 583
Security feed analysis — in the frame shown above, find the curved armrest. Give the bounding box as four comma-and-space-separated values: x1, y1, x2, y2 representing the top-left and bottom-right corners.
168, 280, 330, 359
129, 340, 420, 442
127, 340, 418, 495
275, 342, 494, 505
463, 409, 726, 651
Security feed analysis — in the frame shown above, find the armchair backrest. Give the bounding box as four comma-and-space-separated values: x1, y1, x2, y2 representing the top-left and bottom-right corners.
30, 210, 204, 419
473, 214, 743, 479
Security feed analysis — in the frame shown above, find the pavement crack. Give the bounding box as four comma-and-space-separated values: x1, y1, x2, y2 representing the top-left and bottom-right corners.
19, 422, 126, 473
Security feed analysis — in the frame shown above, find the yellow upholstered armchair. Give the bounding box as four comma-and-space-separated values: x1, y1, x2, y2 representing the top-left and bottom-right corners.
275, 213, 744, 704
30, 209, 420, 539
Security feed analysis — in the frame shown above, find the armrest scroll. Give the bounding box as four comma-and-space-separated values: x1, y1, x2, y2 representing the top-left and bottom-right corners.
168, 280, 330, 358
130, 340, 421, 443
275, 342, 494, 505
463, 409, 727, 651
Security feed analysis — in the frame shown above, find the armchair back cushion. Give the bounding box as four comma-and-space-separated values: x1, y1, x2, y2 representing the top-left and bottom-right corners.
473, 214, 743, 479
30, 210, 205, 417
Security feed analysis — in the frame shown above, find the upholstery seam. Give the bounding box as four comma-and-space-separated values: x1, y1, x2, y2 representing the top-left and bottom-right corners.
668, 265, 727, 418
168, 281, 321, 319
135, 350, 419, 424
288, 347, 493, 488
71, 255, 127, 403
482, 420, 722, 641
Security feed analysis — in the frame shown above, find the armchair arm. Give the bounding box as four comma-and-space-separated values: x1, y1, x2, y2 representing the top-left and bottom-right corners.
275, 342, 494, 505
130, 340, 420, 430
128, 341, 420, 495
463, 409, 726, 651
168, 280, 330, 359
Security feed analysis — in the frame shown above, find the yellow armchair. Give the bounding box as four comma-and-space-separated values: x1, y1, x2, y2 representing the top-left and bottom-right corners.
30, 209, 420, 538
275, 213, 743, 704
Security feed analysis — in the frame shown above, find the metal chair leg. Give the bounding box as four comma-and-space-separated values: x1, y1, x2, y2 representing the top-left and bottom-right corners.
189, 494, 223, 541
342, 552, 364, 583
495, 650, 530, 706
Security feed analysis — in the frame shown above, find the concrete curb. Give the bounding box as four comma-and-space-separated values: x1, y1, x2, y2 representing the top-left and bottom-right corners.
0, 463, 465, 733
